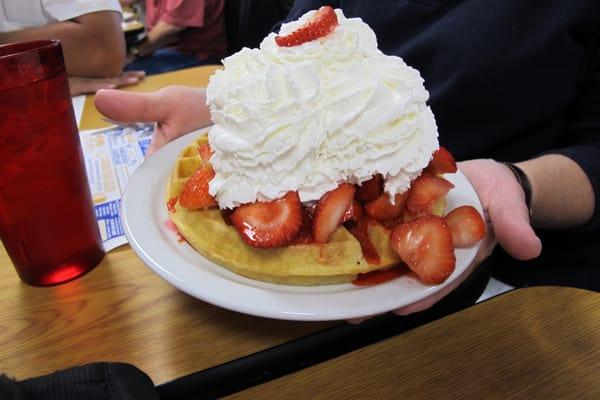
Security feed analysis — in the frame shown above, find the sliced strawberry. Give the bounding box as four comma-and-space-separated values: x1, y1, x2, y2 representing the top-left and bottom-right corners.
230, 192, 302, 248
355, 174, 383, 203
424, 147, 457, 175
289, 207, 315, 245
390, 215, 456, 285
364, 192, 409, 222
313, 183, 356, 243
275, 6, 338, 47
198, 143, 213, 163
406, 174, 454, 215
179, 164, 217, 209
445, 205, 486, 247
342, 200, 364, 223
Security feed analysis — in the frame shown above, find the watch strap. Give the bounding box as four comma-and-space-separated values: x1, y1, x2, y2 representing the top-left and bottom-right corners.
502, 162, 533, 217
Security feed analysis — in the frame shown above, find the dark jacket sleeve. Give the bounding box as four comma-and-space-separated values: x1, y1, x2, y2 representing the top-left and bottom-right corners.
0, 374, 22, 400
548, 29, 600, 231
1, 363, 158, 400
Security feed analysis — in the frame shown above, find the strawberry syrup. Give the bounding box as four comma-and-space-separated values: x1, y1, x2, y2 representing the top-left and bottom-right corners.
167, 197, 178, 213
345, 218, 409, 286
352, 264, 410, 286
345, 219, 380, 265
163, 218, 185, 242
165, 198, 185, 242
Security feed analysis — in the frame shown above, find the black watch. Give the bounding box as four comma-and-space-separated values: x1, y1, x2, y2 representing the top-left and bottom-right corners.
502, 162, 533, 217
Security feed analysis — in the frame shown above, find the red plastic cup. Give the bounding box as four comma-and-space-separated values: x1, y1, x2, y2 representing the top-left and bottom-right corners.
0, 40, 104, 286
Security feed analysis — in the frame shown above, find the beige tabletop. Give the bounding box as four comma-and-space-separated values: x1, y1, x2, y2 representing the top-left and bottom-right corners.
0, 66, 334, 384
228, 286, 600, 399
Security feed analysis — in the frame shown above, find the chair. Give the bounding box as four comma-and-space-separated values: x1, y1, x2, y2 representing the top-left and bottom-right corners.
224, 0, 293, 54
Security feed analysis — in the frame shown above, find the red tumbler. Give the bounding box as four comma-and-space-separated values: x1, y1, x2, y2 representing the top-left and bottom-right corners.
0, 40, 104, 286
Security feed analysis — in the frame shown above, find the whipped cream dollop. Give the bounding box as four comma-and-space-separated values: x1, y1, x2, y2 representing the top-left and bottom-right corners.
206, 8, 439, 209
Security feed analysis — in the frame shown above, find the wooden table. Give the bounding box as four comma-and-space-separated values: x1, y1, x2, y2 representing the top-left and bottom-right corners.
0, 66, 334, 385
227, 286, 600, 399
2, 66, 597, 398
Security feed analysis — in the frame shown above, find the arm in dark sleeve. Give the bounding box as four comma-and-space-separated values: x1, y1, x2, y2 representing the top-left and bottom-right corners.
549, 31, 600, 230
0, 374, 21, 400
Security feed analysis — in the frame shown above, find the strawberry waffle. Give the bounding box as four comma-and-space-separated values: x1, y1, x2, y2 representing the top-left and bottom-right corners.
166, 7, 485, 286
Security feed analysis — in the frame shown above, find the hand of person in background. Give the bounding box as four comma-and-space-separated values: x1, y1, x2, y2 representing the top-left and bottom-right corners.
69, 71, 146, 96
94, 86, 212, 154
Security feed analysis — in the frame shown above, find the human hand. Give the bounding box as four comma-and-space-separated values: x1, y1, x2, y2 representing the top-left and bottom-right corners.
457, 159, 542, 258
69, 71, 145, 96
349, 158, 542, 322
94, 85, 211, 155
393, 159, 542, 313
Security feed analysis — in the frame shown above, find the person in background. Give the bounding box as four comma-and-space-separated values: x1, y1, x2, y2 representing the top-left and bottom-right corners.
67, 71, 145, 95
0, 0, 145, 95
121, 0, 227, 75
94, 0, 600, 315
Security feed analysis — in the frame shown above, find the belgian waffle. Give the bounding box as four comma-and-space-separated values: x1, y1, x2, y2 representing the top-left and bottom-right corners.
166, 135, 207, 203
166, 134, 406, 286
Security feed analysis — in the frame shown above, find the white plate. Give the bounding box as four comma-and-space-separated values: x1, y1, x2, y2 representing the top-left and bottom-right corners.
122, 129, 483, 321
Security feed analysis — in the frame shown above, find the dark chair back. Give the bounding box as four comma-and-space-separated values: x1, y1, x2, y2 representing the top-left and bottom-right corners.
224, 0, 293, 54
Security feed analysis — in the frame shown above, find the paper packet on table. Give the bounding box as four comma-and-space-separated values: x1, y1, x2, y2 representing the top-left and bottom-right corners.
79, 123, 153, 252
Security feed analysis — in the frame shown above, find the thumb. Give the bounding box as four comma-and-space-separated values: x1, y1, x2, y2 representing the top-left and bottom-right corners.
94, 89, 169, 123
488, 183, 542, 260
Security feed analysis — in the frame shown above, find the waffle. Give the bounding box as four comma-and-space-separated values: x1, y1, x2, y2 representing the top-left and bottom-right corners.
166, 134, 444, 286
166, 135, 207, 203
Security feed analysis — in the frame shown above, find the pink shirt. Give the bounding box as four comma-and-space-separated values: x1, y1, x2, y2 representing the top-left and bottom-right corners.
145, 0, 227, 60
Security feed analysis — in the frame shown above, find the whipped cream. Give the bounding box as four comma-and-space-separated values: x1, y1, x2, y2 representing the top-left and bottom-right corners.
206, 8, 439, 209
